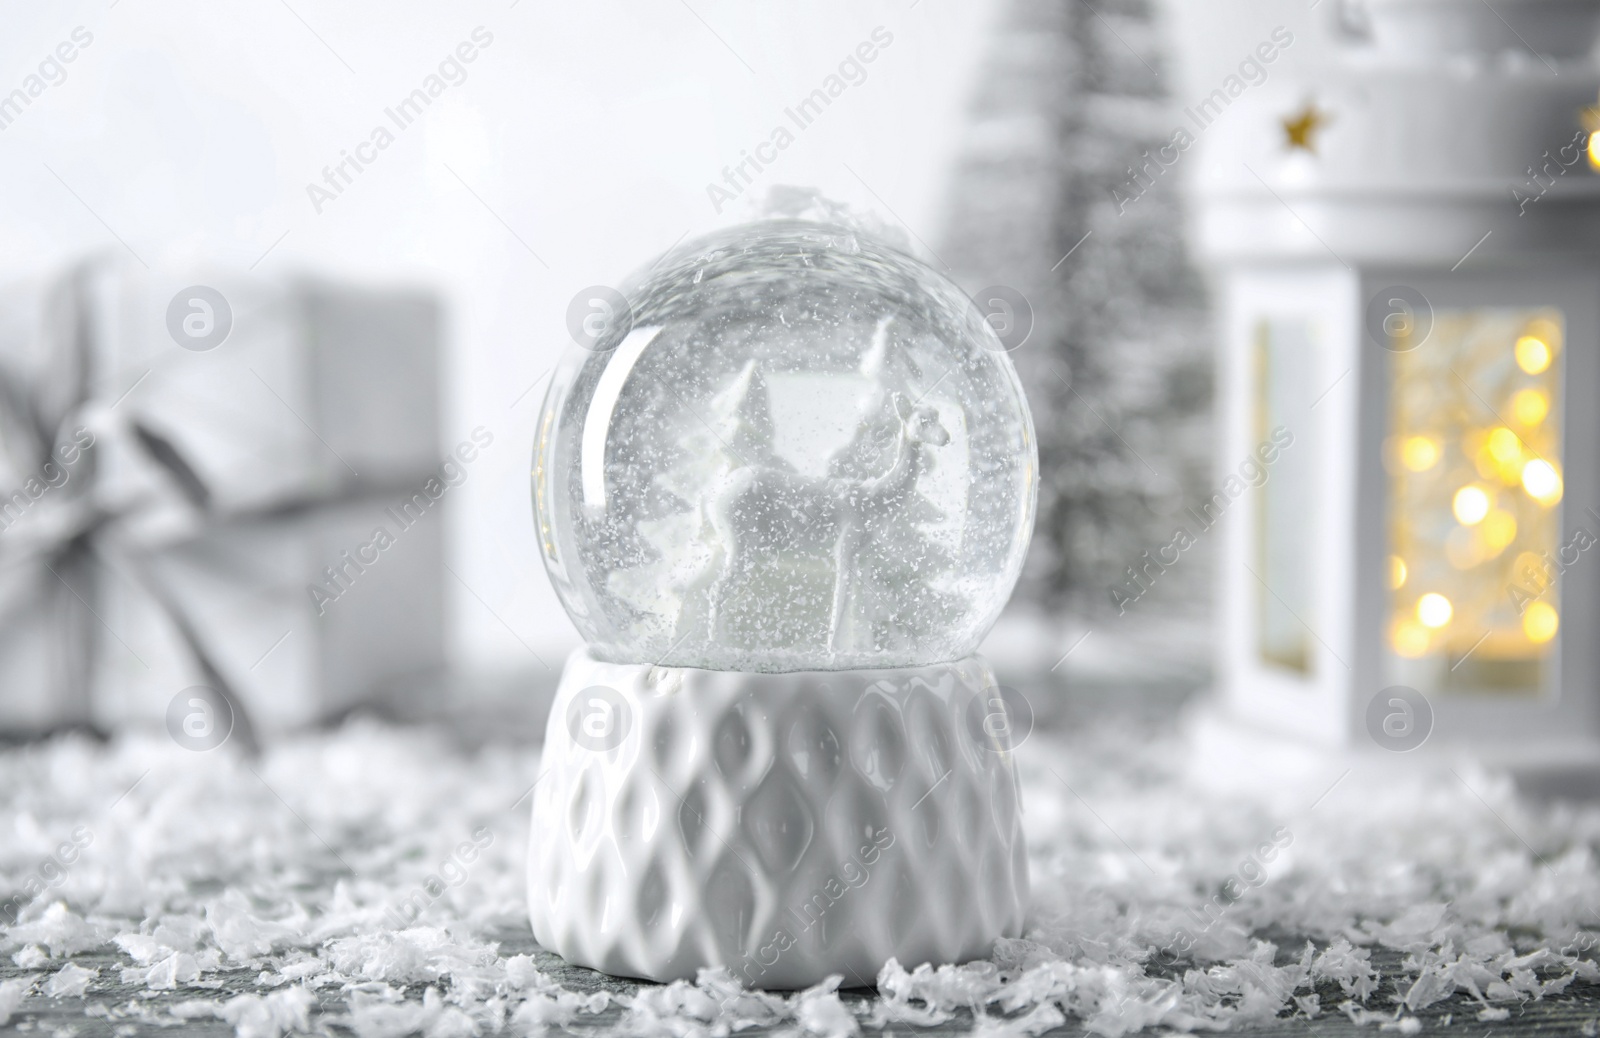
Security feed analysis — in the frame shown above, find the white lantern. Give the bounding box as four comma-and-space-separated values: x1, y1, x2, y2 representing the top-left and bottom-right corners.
1186, 0, 1600, 786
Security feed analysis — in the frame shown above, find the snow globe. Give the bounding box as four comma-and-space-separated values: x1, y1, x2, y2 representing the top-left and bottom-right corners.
528, 211, 1036, 987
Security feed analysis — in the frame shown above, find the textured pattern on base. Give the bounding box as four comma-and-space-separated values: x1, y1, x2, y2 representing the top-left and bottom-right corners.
528, 651, 1029, 988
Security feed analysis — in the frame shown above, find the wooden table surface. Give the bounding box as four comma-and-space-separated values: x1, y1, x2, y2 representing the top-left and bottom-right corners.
5, 927, 1598, 1037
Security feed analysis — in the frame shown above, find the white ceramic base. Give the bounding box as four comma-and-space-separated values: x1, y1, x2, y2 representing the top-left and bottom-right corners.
528, 650, 1029, 989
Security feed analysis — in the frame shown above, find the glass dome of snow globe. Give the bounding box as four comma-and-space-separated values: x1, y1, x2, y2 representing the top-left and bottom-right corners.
533, 218, 1036, 672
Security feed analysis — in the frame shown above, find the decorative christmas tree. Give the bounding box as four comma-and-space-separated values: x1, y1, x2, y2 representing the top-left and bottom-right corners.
606, 358, 774, 646
941, 0, 1213, 617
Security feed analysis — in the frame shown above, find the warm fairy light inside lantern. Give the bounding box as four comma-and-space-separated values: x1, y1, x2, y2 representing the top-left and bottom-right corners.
1515, 331, 1553, 375
1416, 592, 1453, 628
1452, 485, 1489, 525
1512, 388, 1548, 426
1401, 436, 1440, 471
1524, 600, 1559, 643
1386, 308, 1564, 694
1521, 459, 1563, 504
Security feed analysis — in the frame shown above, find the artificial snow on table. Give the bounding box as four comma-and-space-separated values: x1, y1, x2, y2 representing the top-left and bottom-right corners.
1, 709, 1598, 1036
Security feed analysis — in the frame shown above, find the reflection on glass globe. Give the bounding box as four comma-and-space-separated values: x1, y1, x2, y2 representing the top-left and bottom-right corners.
534, 220, 1036, 672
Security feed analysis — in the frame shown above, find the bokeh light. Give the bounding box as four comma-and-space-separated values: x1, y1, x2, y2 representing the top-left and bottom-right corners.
1417, 592, 1453, 629
1401, 436, 1440, 471
1481, 510, 1518, 554
1487, 427, 1521, 465
1512, 388, 1549, 426
1392, 617, 1430, 657
1516, 334, 1552, 375
1523, 600, 1559, 643
1453, 485, 1490, 525
1522, 459, 1563, 505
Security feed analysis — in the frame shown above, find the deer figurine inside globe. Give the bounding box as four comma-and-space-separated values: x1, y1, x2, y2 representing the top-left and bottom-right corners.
529, 217, 1036, 988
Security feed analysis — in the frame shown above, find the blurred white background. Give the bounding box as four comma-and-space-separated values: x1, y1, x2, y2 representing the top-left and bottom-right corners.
0, 0, 1008, 675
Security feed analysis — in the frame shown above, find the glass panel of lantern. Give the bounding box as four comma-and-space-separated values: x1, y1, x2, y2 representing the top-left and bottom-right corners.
1385, 308, 1565, 695
1254, 318, 1319, 675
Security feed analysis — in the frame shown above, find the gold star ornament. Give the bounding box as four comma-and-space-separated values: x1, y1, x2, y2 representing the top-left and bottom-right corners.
1281, 102, 1330, 153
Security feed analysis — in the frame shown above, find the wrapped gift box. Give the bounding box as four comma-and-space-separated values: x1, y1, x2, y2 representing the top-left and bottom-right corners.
0, 261, 447, 738
0, 267, 102, 736
95, 496, 445, 737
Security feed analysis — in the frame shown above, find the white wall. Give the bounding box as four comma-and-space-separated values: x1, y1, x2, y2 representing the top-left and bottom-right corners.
0, 0, 1001, 673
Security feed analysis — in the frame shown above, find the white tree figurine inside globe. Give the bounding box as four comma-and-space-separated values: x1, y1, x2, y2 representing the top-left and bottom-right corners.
528, 216, 1037, 988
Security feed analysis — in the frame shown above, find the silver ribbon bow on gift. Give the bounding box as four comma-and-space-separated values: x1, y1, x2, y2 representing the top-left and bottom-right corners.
0, 265, 275, 748
0, 263, 428, 749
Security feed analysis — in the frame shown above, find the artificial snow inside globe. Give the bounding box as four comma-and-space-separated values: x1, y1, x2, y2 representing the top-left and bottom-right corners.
529, 210, 1037, 988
